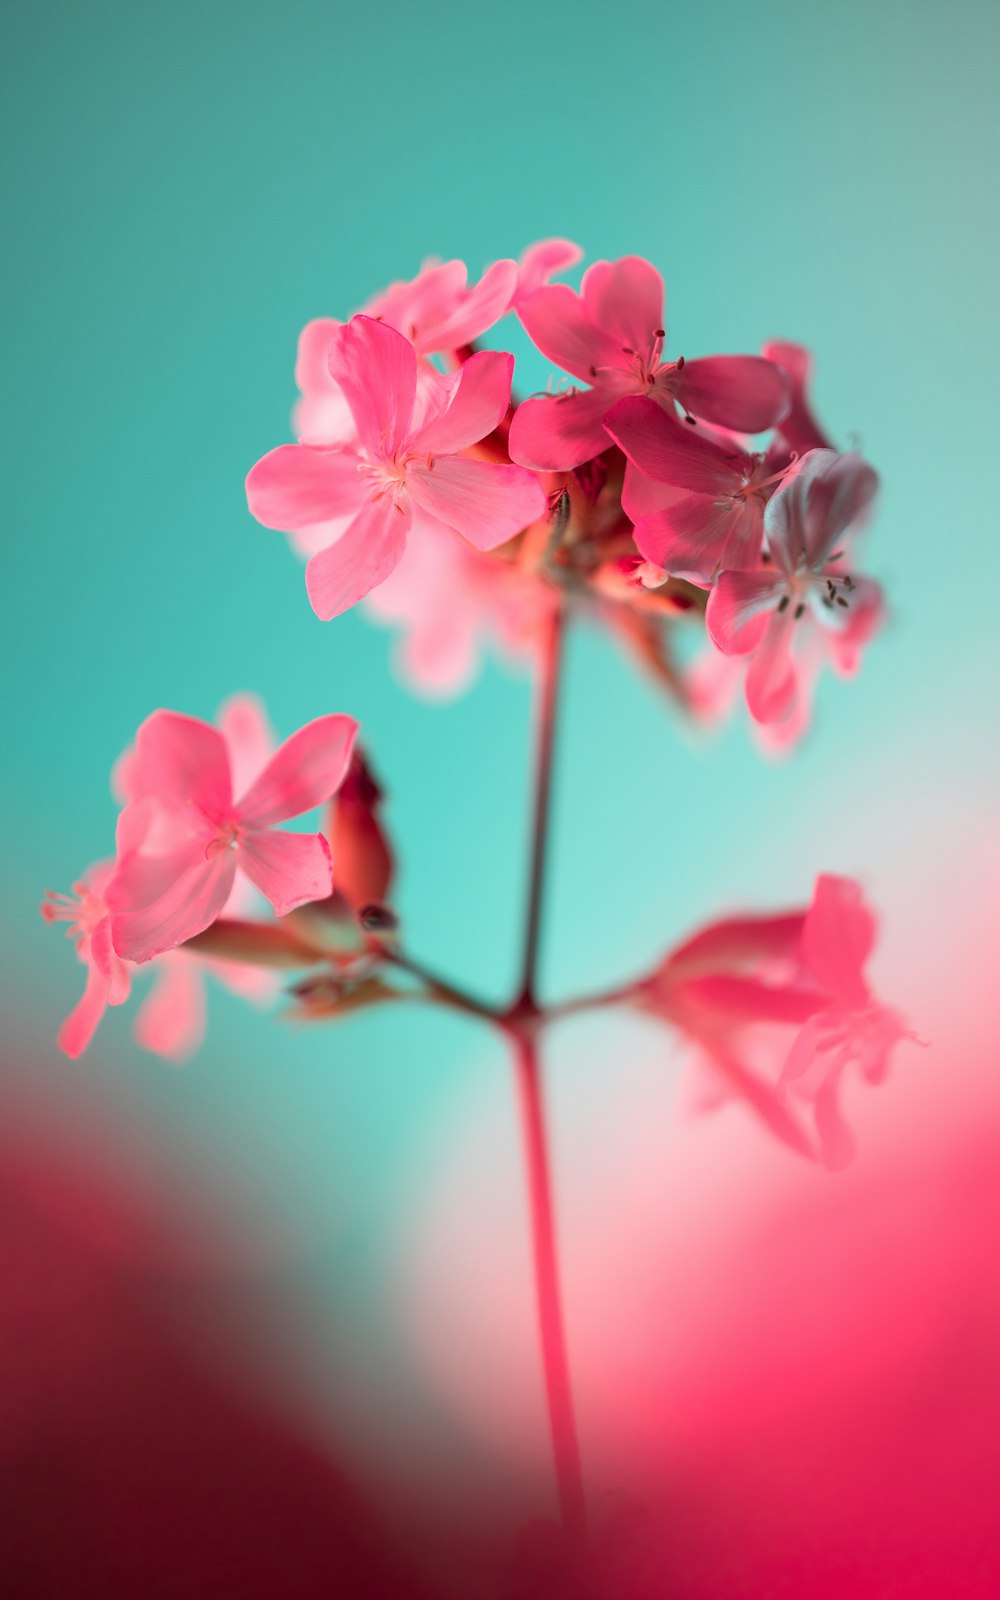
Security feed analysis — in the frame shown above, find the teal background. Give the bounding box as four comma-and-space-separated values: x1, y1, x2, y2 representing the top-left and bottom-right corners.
2, 0, 998, 1491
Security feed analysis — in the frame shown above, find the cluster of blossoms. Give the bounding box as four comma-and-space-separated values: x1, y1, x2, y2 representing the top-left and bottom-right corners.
246, 242, 884, 733
44, 242, 909, 1172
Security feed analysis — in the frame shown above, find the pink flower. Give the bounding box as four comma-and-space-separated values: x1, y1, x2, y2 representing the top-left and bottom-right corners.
509, 255, 790, 471
604, 395, 793, 583
246, 316, 547, 620
40, 863, 131, 1059
706, 449, 883, 724
761, 339, 832, 461
109, 706, 357, 964
780, 875, 916, 1168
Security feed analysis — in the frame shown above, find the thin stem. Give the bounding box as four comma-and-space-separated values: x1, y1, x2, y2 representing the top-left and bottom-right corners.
374, 944, 498, 1022
511, 1026, 588, 1539
517, 601, 565, 1010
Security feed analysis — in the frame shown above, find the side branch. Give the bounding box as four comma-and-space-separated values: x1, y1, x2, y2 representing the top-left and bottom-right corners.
517, 600, 565, 1011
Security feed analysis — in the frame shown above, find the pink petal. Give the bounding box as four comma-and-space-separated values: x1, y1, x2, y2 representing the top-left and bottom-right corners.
134, 954, 206, 1062
409, 350, 513, 456
327, 316, 416, 456
218, 693, 274, 798
293, 319, 356, 446
237, 830, 333, 916
129, 711, 233, 820
745, 608, 799, 723
676, 356, 791, 433
112, 852, 236, 965
305, 496, 411, 620
666, 911, 808, 978
634, 496, 757, 586
681, 974, 821, 1026
581, 256, 664, 354
295, 316, 342, 393
802, 874, 875, 1008
57, 959, 109, 1060
517, 282, 620, 382
408, 457, 546, 551
828, 576, 885, 674
706, 570, 783, 653
508, 386, 618, 471
90, 918, 131, 1004
761, 340, 831, 454
246, 445, 366, 531
516, 238, 583, 303
236, 714, 358, 827
604, 397, 747, 494
621, 460, 687, 521
427, 258, 518, 350
108, 842, 211, 914
766, 449, 878, 572
367, 259, 468, 341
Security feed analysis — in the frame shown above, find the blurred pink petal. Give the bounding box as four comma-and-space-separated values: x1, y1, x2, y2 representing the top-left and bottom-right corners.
236, 714, 358, 827
237, 831, 333, 917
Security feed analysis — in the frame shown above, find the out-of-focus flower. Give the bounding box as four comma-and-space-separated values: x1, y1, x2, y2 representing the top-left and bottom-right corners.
605, 395, 791, 582
109, 708, 357, 963
514, 238, 583, 306
328, 749, 395, 912
509, 255, 789, 470
761, 339, 832, 461
247, 316, 546, 620
706, 449, 882, 724
365, 254, 519, 356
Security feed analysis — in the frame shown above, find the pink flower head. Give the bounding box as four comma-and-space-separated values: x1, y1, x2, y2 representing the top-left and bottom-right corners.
780, 875, 916, 1167
706, 449, 883, 724
604, 396, 793, 583
509, 255, 790, 471
246, 316, 547, 620
364, 255, 519, 356
41, 862, 131, 1059
109, 707, 358, 964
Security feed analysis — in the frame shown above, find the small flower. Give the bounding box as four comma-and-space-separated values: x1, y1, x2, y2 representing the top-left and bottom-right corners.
246, 316, 547, 620
509, 255, 789, 470
706, 449, 883, 724
109, 707, 357, 963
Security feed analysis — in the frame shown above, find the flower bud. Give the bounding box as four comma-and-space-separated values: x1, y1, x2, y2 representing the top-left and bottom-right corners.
328, 749, 395, 911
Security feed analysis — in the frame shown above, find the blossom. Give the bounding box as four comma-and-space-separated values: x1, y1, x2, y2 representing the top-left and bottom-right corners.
109, 707, 358, 963
364, 255, 518, 356
779, 875, 916, 1168
604, 396, 792, 582
246, 316, 546, 620
40, 863, 131, 1059
509, 255, 789, 471
706, 449, 882, 724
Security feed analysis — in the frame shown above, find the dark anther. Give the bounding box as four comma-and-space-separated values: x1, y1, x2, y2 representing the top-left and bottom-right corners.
676, 355, 685, 369
589, 365, 598, 378
622, 346, 636, 356
778, 594, 790, 613
844, 575, 855, 590
794, 602, 806, 619
836, 596, 849, 608
684, 412, 697, 425
653, 327, 666, 338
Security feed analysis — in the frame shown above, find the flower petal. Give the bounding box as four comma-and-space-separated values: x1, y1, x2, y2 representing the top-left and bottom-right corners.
745, 608, 799, 723
237, 830, 333, 916
802, 874, 875, 1008
766, 449, 878, 572
761, 340, 831, 454
57, 960, 109, 1060
218, 693, 274, 799
677, 356, 790, 433
508, 386, 618, 471
517, 282, 620, 382
133, 954, 206, 1062
427, 258, 518, 350
604, 397, 746, 494
305, 497, 411, 621
580, 256, 665, 354
706, 570, 783, 653
516, 238, 583, 303
129, 711, 232, 819
112, 853, 236, 965
409, 350, 513, 456
246, 445, 366, 531
634, 496, 756, 586
236, 714, 358, 827
408, 457, 546, 551
327, 315, 417, 457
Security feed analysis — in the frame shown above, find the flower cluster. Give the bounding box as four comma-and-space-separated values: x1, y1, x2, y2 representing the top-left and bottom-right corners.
245, 244, 885, 737
43, 242, 909, 1173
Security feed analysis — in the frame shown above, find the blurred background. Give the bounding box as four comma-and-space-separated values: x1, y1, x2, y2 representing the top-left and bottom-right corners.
2, 1, 999, 1594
